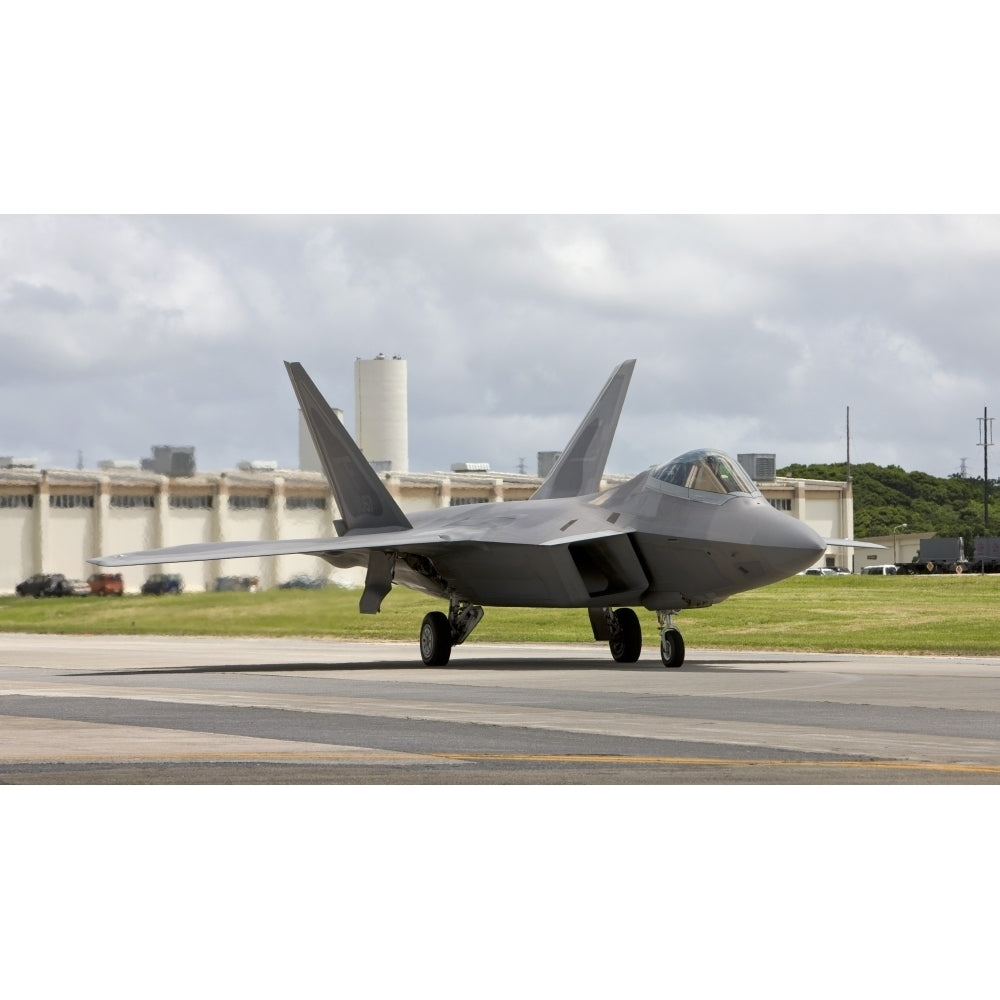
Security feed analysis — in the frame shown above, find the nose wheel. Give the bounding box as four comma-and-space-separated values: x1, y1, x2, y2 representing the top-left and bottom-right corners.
657, 611, 685, 668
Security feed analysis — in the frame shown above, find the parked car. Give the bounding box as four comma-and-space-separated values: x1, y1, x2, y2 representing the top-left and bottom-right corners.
141, 573, 183, 595
802, 568, 839, 576
279, 574, 327, 589
16, 573, 52, 597
66, 578, 91, 596
862, 565, 898, 576
88, 572, 124, 596
214, 576, 259, 592
15, 573, 84, 597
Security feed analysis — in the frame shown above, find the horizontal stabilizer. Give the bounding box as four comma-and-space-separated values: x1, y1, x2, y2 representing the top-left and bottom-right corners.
533, 359, 635, 501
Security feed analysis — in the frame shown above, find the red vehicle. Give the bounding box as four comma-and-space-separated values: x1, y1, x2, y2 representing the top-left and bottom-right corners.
88, 573, 124, 596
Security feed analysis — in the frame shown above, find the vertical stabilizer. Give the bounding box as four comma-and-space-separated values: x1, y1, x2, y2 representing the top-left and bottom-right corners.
532, 359, 636, 500
285, 362, 412, 534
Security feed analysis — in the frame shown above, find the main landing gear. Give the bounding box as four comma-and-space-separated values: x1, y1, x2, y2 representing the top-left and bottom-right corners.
595, 607, 686, 667
607, 607, 643, 663
419, 596, 484, 666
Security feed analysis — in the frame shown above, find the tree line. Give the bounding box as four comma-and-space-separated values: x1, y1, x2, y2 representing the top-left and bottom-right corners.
777, 462, 996, 548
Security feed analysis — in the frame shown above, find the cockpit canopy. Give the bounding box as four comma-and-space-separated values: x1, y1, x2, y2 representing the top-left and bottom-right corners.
648, 449, 761, 503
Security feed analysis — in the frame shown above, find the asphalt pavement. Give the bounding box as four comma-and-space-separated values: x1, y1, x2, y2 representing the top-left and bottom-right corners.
2, 633, 999, 783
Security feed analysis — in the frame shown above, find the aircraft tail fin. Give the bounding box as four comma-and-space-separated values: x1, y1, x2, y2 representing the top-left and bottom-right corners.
284, 362, 412, 534
532, 359, 636, 501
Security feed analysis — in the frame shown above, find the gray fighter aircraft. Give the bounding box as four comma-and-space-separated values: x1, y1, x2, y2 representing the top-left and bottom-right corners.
92, 360, 830, 667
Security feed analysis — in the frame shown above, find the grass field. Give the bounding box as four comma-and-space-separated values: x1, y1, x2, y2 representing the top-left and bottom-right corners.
2, 574, 1000, 655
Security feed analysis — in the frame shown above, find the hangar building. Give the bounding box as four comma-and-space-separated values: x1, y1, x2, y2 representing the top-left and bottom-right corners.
0, 462, 854, 593
1, 357, 854, 591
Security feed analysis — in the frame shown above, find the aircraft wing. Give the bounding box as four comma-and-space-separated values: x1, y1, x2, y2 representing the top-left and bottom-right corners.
824, 538, 885, 548
90, 513, 648, 611
89, 526, 482, 568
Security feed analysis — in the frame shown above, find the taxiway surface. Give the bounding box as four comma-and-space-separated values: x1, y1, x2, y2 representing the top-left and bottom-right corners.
2, 633, 999, 783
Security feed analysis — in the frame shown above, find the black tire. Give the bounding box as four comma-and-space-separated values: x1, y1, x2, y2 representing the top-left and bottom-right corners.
660, 628, 685, 668
420, 611, 453, 666
609, 608, 642, 663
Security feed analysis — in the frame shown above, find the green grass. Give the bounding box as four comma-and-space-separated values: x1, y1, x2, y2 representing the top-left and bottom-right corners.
3, 574, 1000, 655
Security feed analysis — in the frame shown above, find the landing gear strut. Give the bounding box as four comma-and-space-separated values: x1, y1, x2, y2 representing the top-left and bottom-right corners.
419, 596, 484, 666
657, 611, 685, 668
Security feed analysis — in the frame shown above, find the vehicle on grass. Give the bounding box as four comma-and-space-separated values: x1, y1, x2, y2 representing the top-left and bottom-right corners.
214, 576, 259, 592
896, 537, 967, 575
88, 572, 124, 596
141, 573, 183, 595
279, 574, 328, 589
93, 360, 876, 668
16, 573, 52, 597
969, 537, 1000, 573
15, 573, 85, 597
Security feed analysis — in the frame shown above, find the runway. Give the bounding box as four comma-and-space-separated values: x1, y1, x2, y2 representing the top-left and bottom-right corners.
2, 632, 1000, 782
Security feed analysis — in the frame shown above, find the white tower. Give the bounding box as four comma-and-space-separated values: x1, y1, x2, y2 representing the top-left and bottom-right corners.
298, 407, 344, 472
354, 353, 408, 473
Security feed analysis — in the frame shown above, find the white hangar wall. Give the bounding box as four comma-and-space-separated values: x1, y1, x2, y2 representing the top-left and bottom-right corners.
0, 468, 851, 593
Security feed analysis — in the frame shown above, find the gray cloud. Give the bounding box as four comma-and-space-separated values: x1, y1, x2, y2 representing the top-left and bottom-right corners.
2, 215, 998, 478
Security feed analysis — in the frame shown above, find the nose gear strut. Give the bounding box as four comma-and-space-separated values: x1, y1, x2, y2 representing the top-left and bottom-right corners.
657, 610, 685, 668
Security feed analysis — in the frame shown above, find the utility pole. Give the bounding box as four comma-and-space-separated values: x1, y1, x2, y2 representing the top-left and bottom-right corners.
978, 407, 994, 532
846, 406, 852, 483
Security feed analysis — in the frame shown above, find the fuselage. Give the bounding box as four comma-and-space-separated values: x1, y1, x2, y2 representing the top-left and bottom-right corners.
332, 449, 826, 612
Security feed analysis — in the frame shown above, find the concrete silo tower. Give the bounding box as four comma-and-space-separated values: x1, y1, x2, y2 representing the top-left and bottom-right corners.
354, 353, 409, 473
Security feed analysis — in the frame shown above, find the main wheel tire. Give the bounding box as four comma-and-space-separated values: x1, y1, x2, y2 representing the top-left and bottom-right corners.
609, 608, 642, 663
420, 611, 453, 666
660, 628, 685, 668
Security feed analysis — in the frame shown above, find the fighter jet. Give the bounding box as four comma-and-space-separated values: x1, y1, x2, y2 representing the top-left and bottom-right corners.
92, 360, 829, 667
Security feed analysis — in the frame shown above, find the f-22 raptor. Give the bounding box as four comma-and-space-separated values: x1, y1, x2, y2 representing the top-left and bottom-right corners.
92, 360, 829, 667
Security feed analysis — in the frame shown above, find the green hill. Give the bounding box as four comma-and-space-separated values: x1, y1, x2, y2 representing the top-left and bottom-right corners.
777, 462, 994, 550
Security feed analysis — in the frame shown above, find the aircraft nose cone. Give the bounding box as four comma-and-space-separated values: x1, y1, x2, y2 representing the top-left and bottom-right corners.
755, 505, 827, 575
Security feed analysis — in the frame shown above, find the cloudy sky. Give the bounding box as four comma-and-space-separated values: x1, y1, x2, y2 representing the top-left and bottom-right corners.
2, 213, 1000, 480
5, 6, 1000, 482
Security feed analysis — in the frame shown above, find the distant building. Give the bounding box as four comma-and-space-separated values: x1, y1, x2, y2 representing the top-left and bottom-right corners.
141, 446, 196, 477
537, 451, 561, 478
0, 464, 855, 592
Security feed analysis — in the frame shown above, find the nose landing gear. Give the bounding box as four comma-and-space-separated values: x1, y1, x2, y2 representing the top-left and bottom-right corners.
596, 607, 685, 667
657, 610, 685, 668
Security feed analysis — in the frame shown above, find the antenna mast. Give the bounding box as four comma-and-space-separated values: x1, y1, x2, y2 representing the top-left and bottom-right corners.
979, 407, 994, 531
846, 405, 852, 482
